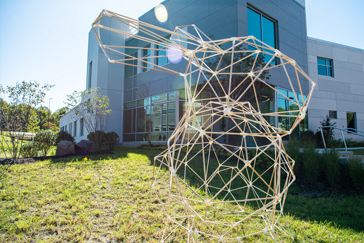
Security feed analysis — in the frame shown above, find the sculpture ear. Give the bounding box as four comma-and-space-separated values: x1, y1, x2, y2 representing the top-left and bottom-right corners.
92, 10, 194, 75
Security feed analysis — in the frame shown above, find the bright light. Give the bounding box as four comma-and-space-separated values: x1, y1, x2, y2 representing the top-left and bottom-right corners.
154, 4, 168, 23
167, 45, 183, 64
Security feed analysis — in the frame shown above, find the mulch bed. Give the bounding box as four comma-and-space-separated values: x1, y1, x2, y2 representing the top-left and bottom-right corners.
0, 150, 114, 165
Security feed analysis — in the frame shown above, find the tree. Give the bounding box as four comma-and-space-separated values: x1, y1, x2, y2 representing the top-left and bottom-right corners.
0, 81, 54, 165
65, 87, 111, 134
52, 107, 69, 125
25, 109, 40, 132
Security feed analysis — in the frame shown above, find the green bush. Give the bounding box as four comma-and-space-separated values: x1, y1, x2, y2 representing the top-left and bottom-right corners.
286, 138, 301, 175
20, 142, 39, 157
87, 130, 106, 151
33, 130, 56, 156
323, 149, 340, 187
56, 131, 75, 144
105, 132, 120, 150
302, 145, 321, 184
346, 156, 364, 190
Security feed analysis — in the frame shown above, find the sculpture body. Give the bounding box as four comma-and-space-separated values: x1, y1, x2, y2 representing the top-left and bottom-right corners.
93, 9, 315, 242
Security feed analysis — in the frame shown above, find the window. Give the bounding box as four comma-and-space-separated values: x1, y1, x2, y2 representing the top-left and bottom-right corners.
157, 36, 171, 66
347, 112, 356, 132
143, 44, 151, 72
277, 88, 308, 138
80, 118, 84, 136
73, 121, 77, 137
69, 123, 72, 136
123, 91, 177, 142
247, 7, 276, 63
317, 57, 333, 76
87, 61, 92, 89
65, 125, 67, 133
125, 52, 138, 78
329, 110, 337, 119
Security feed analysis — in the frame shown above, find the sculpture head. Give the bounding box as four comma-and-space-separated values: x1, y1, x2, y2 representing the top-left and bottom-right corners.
93, 10, 315, 138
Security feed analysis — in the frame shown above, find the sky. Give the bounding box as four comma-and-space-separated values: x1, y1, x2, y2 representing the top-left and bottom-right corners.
0, 0, 363, 112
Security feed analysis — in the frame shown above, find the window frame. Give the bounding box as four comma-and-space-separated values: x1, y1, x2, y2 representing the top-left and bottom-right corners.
247, 5, 278, 64
329, 110, 337, 119
347, 112, 357, 132
247, 5, 278, 49
142, 44, 151, 72
317, 57, 333, 77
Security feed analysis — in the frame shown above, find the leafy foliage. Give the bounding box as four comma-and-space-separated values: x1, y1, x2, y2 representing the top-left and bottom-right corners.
346, 156, 364, 190
33, 130, 56, 156
286, 138, 302, 175
65, 88, 111, 133
87, 130, 106, 151
323, 149, 341, 187
302, 144, 321, 184
20, 142, 39, 157
105, 132, 120, 150
0, 81, 54, 164
56, 131, 75, 144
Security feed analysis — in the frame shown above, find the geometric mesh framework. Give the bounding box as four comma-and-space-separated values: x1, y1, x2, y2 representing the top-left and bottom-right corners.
93, 9, 315, 242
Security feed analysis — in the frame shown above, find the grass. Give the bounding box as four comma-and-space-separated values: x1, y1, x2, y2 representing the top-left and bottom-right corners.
351, 149, 364, 155
0, 147, 363, 242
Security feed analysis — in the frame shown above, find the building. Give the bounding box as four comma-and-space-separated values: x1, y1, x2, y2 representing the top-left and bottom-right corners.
60, 0, 364, 144
307, 38, 364, 140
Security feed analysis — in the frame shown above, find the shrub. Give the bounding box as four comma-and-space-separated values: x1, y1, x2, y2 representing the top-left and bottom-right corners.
323, 149, 340, 187
87, 130, 106, 151
302, 144, 321, 184
56, 131, 75, 144
20, 142, 39, 157
105, 132, 120, 150
33, 130, 56, 156
346, 156, 364, 190
286, 138, 301, 175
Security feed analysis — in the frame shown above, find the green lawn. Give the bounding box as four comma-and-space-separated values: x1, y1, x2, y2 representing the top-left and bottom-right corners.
0, 147, 363, 242
351, 149, 364, 155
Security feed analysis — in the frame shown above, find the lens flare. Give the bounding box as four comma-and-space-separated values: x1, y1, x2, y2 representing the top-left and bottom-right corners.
167, 45, 183, 64
154, 4, 168, 23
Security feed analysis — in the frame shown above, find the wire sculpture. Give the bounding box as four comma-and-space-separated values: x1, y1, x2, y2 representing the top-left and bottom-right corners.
93, 9, 315, 242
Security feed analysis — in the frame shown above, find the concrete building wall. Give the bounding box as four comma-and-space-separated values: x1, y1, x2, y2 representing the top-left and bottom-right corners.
60, 16, 129, 142
134, 0, 309, 96
307, 37, 364, 140
59, 111, 87, 143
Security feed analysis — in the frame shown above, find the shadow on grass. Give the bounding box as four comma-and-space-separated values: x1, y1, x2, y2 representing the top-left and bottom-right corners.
134, 146, 364, 234
30, 146, 364, 234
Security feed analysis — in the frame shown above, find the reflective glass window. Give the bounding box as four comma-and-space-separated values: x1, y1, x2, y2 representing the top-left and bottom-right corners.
152, 93, 168, 104
143, 44, 151, 72
161, 103, 167, 131
137, 107, 146, 132
157, 36, 171, 66
123, 109, 132, 133
317, 57, 333, 77
248, 7, 276, 64
124, 90, 132, 102
124, 101, 136, 109
168, 102, 176, 131
152, 104, 162, 132
125, 52, 138, 78
168, 91, 176, 101
247, 8, 261, 40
